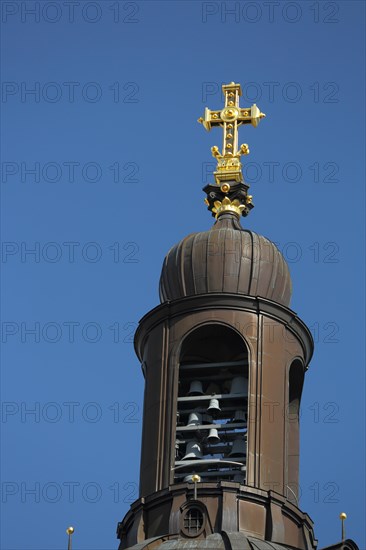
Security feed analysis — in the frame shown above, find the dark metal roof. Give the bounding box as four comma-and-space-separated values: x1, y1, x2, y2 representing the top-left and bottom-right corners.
318, 540, 360, 550
247, 536, 297, 550
157, 533, 224, 550
159, 214, 292, 307
124, 532, 307, 550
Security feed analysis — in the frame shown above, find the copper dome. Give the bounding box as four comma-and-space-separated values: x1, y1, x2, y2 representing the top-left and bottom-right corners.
159, 213, 292, 307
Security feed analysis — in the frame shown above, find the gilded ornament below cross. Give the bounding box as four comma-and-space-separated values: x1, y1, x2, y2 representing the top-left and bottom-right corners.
198, 82, 266, 186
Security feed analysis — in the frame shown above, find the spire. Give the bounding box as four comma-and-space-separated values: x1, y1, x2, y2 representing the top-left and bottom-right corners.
198, 81, 266, 219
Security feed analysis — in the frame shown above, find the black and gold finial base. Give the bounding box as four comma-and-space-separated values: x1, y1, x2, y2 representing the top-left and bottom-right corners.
203, 181, 254, 219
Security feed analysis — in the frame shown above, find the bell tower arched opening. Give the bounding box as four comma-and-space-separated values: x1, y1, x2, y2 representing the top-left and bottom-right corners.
174, 324, 249, 484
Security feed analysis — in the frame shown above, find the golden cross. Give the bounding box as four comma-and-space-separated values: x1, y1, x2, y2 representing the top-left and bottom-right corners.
198, 82, 266, 186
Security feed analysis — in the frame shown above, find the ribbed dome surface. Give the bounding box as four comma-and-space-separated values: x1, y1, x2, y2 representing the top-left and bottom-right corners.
159, 214, 292, 307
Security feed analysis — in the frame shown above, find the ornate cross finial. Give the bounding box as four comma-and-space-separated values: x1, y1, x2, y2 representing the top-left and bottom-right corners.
198, 82, 266, 219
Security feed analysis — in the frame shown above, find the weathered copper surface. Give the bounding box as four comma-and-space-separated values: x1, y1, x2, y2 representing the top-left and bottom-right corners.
121, 531, 311, 550
117, 484, 317, 550
159, 214, 292, 307
135, 296, 309, 492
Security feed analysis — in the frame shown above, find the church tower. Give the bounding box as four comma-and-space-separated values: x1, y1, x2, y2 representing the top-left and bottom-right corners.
116, 82, 359, 550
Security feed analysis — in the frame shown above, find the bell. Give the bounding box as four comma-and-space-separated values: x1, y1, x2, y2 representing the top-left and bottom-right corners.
206, 382, 220, 395
182, 439, 203, 460
188, 380, 204, 396
232, 410, 247, 423
187, 411, 202, 426
183, 474, 196, 483
230, 376, 248, 395
175, 439, 183, 459
207, 398, 221, 415
183, 474, 202, 483
207, 428, 220, 443
202, 413, 213, 424
228, 437, 246, 458
233, 473, 245, 483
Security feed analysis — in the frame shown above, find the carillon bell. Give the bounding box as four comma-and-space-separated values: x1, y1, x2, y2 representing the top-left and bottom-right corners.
230, 376, 248, 395
233, 473, 245, 483
175, 439, 183, 459
183, 474, 198, 483
202, 413, 213, 424
207, 398, 221, 415
187, 411, 202, 426
182, 440, 203, 460
206, 382, 220, 395
188, 380, 204, 396
232, 410, 247, 423
228, 436, 246, 458
183, 474, 204, 488
207, 428, 220, 443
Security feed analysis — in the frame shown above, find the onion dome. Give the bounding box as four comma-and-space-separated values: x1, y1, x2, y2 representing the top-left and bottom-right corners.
159, 213, 292, 307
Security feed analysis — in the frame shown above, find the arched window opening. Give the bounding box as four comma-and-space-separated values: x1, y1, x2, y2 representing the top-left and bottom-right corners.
287, 359, 304, 504
174, 325, 249, 485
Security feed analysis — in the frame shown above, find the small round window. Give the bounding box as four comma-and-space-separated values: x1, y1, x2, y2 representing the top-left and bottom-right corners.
181, 506, 205, 537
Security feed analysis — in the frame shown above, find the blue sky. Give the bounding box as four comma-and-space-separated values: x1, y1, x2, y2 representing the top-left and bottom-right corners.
1, 1, 365, 549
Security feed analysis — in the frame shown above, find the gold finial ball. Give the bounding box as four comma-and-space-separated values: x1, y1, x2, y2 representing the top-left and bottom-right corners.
66, 527, 74, 535
192, 474, 201, 483
339, 513, 347, 520
221, 183, 230, 194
